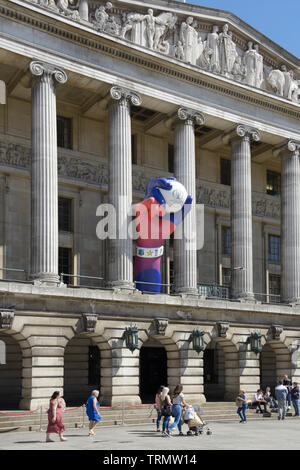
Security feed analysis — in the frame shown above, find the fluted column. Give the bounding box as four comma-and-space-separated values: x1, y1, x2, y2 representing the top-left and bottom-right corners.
30, 61, 67, 284
280, 140, 300, 303
229, 125, 260, 300
108, 86, 142, 288
173, 108, 205, 294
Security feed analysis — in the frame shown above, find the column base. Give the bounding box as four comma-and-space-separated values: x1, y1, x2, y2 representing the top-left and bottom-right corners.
110, 395, 142, 406
32, 273, 61, 286
108, 281, 135, 292
231, 292, 255, 303
19, 397, 49, 411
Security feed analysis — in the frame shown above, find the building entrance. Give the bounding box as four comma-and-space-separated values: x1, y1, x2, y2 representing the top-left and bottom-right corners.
140, 345, 167, 403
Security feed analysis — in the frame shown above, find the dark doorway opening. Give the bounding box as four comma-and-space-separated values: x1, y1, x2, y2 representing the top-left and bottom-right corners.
140, 346, 167, 403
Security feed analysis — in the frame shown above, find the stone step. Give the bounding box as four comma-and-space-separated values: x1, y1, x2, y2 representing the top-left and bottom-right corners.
0, 403, 293, 434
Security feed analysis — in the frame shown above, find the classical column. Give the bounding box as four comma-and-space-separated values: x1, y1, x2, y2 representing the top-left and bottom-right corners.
108, 86, 142, 289
279, 140, 300, 303
173, 107, 205, 294
30, 61, 67, 284
229, 125, 260, 300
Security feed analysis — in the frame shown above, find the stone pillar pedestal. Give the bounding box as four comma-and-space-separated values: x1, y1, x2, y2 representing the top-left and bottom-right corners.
30, 61, 67, 285
108, 86, 142, 289
280, 141, 300, 304
229, 125, 260, 301
173, 108, 205, 295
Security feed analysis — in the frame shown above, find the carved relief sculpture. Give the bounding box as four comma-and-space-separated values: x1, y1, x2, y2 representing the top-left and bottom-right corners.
219, 24, 237, 77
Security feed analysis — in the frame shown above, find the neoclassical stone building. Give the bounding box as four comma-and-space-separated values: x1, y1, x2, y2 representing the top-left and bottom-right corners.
0, 0, 300, 410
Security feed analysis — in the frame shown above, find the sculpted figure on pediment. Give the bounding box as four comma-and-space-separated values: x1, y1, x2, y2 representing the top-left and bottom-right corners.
179, 17, 203, 65
202, 25, 220, 73
267, 65, 300, 102
56, 0, 80, 20
243, 42, 264, 88
219, 24, 237, 76
94, 2, 112, 32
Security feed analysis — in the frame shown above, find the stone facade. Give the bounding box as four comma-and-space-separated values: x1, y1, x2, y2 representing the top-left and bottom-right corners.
0, 0, 300, 409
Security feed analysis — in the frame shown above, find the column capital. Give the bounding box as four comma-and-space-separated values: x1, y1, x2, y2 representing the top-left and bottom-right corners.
223, 124, 260, 145
29, 61, 67, 84
110, 86, 142, 107
177, 107, 205, 126
273, 139, 300, 158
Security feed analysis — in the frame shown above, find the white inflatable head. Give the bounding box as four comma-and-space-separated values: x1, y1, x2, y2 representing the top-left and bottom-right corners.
159, 180, 188, 213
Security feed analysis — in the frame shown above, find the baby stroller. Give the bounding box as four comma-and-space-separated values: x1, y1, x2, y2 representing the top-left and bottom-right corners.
182, 405, 212, 436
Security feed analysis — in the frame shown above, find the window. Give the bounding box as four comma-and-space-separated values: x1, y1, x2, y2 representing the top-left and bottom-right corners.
58, 198, 73, 232
88, 346, 101, 386
131, 134, 137, 165
220, 158, 231, 186
266, 170, 281, 196
221, 226, 231, 255
168, 144, 174, 173
59, 247, 73, 283
222, 267, 232, 287
268, 235, 280, 262
269, 274, 281, 296
57, 116, 72, 149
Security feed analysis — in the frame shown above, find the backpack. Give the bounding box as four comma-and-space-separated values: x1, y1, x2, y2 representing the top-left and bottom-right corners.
161, 398, 172, 417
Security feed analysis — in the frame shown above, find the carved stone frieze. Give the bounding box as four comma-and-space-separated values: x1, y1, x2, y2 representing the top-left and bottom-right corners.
0, 309, 14, 329
0, 139, 281, 219
25, 0, 300, 104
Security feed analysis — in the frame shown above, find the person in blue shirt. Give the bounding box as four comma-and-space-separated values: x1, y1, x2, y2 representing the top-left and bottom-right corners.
236, 389, 248, 423
86, 390, 101, 436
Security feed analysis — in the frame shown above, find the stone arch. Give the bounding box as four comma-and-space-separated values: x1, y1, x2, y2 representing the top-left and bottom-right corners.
260, 340, 291, 392
203, 336, 239, 402
0, 328, 32, 410
139, 332, 181, 403
64, 331, 112, 406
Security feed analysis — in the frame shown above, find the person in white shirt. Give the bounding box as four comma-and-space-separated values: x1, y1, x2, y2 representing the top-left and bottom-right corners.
251, 389, 267, 414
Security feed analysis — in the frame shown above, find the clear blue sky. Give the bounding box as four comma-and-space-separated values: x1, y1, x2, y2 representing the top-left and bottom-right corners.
182, 0, 300, 58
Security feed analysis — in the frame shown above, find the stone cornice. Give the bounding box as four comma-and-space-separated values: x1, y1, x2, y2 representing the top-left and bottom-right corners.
1, 0, 300, 123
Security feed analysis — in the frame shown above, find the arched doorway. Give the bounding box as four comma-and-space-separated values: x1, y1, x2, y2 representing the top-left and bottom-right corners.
260, 341, 291, 395
140, 338, 168, 403
204, 338, 239, 401
64, 334, 102, 406
0, 332, 22, 409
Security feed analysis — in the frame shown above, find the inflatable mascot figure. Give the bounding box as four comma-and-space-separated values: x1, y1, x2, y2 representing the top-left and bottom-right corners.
134, 177, 192, 293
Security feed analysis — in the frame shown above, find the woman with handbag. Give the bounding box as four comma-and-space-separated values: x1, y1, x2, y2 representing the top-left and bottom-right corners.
160, 387, 173, 437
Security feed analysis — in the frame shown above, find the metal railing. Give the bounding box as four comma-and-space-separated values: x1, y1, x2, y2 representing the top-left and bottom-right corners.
0, 267, 30, 282
60, 273, 106, 289
253, 293, 282, 305
198, 283, 232, 300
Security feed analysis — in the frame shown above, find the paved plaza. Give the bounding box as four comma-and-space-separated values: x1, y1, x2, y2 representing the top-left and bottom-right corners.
0, 420, 299, 451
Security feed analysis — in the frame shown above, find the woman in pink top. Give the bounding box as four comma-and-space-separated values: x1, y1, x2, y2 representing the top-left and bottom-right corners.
46, 391, 67, 442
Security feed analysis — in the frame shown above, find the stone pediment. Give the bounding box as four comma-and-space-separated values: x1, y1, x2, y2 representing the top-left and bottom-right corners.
22, 0, 300, 104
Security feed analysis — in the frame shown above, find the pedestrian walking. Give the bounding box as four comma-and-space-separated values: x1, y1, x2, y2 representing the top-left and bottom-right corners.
275, 381, 288, 420
251, 389, 267, 414
86, 390, 101, 436
160, 387, 172, 437
236, 390, 247, 423
155, 385, 164, 432
169, 384, 189, 436
291, 382, 300, 417
46, 391, 67, 442
283, 375, 292, 410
